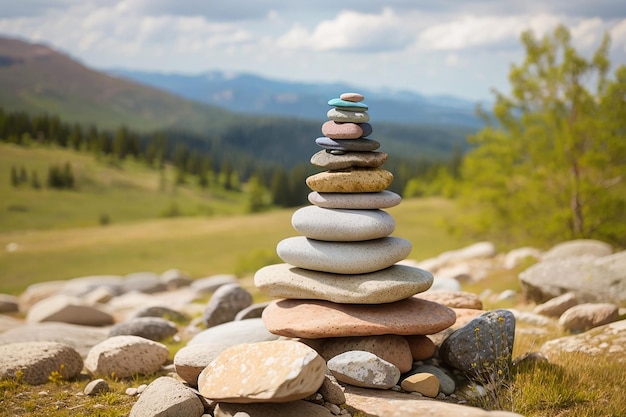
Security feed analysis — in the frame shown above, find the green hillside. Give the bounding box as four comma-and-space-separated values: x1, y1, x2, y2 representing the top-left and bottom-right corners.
0, 143, 253, 233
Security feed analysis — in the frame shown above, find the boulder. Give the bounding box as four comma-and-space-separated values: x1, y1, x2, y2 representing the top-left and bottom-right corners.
129, 376, 204, 417
559, 303, 619, 332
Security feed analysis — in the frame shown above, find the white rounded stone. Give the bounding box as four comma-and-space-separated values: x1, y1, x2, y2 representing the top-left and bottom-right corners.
254, 263, 433, 304
308, 191, 401, 209
276, 236, 412, 274
291, 206, 395, 241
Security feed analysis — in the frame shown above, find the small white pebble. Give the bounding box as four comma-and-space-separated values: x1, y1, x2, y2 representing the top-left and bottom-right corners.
390, 385, 402, 392
93, 404, 105, 409
324, 402, 341, 415
137, 384, 148, 394
125, 387, 138, 396
38, 391, 48, 396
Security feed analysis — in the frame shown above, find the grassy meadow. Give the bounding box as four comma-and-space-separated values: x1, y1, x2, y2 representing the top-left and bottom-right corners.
0, 142, 472, 294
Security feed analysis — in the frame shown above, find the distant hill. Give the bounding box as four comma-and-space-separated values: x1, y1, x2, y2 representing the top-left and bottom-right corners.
109, 69, 482, 128
0, 36, 476, 165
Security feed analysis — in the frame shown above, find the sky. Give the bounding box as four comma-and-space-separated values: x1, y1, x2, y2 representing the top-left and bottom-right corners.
1, 0, 625, 101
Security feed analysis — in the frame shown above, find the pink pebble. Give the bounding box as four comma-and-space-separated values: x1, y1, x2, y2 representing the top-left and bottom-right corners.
340, 92, 364, 102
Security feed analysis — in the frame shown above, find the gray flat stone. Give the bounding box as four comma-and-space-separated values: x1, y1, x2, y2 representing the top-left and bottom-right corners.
308, 191, 401, 209
277, 236, 412, 274
311, 150, 387, 170
291, 206, 395, 241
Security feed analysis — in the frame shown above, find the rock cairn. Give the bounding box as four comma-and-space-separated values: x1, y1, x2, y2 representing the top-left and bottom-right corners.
255, 92, 457, 393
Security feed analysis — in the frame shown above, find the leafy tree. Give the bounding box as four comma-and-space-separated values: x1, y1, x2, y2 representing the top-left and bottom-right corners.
246, 176, 266, 213
458, 25, 626, 246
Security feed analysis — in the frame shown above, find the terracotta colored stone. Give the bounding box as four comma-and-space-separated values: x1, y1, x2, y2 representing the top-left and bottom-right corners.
321, 121, 363, 139
306, 168, 393, 193
403, 335, 436, 360
340, 92, 364, 102
262, 298, 456, 339
310, 150, 388, 170
308, 191, 401, 209
254, 263, 433, 304
400, 373, 439, 397
321, 335, 413, 373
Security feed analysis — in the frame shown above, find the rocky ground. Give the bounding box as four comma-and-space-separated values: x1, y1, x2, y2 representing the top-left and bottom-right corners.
0, 238, 625, 417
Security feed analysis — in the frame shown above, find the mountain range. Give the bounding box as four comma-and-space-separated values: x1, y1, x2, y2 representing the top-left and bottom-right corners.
0, 36, 478, 165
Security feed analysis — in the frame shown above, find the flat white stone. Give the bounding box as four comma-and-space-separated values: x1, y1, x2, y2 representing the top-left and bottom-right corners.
276, 236, 412, 274
254, 263, 433, 304
291, 206, 395, 241
308, 191, 401, 209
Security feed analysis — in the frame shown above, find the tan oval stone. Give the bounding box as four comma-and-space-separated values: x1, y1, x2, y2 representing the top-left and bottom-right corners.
254, 263, 433, 304
310, 150, 388, 170
321, 121, 363, 139
262, 298, 456, 339
306, 168, 393, 193
400, 373, 439, 398
198, 340, 326, 403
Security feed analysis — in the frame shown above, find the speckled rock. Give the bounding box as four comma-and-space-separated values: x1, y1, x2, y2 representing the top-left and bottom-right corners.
308, 191, 401, 209
327, 350, 400, 389
291, 206, 395, 241
198, 340, 326, 403
85, 335, 169, 378
254, 264, 432, 304
310, 150, 388, 170
0, 342, 83, 385
262, 297, 456, 338
320, 335, 413, 373
327, 108, 370, 123
277, 236, 411, 274
129, 376, 204, 417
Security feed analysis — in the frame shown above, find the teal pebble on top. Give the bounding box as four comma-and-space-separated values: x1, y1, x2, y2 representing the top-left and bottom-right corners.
328, 98, 368, 110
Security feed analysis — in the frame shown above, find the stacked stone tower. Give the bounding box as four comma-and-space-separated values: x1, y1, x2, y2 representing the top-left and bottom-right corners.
255, 92, 456, 389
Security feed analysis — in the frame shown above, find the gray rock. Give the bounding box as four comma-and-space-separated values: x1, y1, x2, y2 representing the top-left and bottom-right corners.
404, 364, 456, 395
519, 256, 626, 305
109, 317, 178, 341
321, 335, 413, 373
0, 293, 19, 313
18, 280, 67, 311
130, 305, 189, 323
26, 295, 114, 326
215, 400, 335, 417
308, 190, 401, 210
429, 276, 462, 292
123, 272, 167, 294
85, 335, 169, 378
439, 309, 515, 381
190, 274, 238, 294
318, 372, 346, 405
533, 292, 578, 317
504, 247, 542, 269
160, 268, 192, 289
201, 283, 252, 328
541, 319, 626, 363
188, 318, 279, 346
0, 322, 110, 357
327, 350, 400, 390
542, 239, 612, 260
174, 342, 231, 386
0, 341, 83, 385
84, 378, 109, 395
559, 303, 619, 332
129, 376, 204, 417
234, 301, 271, 320
61, 275, 124, 297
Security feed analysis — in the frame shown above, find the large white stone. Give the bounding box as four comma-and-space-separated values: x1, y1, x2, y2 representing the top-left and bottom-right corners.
254, 263, 432, 304
277, 236, 412, 274
291, 206, 395, 241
